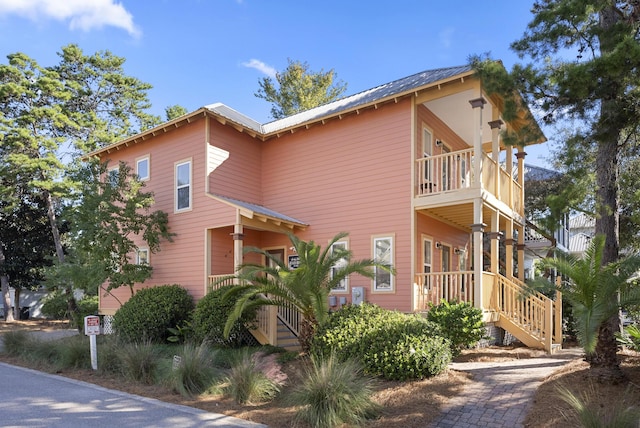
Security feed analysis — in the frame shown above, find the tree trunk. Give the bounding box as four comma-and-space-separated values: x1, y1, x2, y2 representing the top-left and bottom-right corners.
44, 189, 65, 263
298, 317, 318, 353
0, 241, 15, 322
12, 287, 21, 320
589, 4, 624, 381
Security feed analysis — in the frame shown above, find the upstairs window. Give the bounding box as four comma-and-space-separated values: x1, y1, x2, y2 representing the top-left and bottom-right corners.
107, 165, 119, 187
137, 156, 150, 181
137, 248, 149, 265
175, 160, 192, 211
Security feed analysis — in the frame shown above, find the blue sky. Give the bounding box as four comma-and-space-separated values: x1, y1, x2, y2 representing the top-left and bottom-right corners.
0, 0, 551, 166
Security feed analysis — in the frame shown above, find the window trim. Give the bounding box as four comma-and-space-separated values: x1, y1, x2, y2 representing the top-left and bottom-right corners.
372, 234, 394, 293
330, 239, 349, 293
137, 248, 149, 265
175, 159, 192, 212
136, 155, 150, 181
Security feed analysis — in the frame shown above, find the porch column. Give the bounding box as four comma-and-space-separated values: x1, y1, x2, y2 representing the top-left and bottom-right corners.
504, 219, 514, 280
489, 211, 501, 275
232, 210, 244, 275
517, 225, 526, 282
489, 119, 503, 201
469, 97, 486, 187
471, 214, 485, 311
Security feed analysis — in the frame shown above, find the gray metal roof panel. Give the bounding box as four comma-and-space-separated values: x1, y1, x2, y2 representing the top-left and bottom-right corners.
211, 193, 308, 226
206, 65, 472, 135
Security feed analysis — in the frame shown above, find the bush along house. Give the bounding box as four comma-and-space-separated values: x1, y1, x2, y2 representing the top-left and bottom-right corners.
91, 64, 562, 352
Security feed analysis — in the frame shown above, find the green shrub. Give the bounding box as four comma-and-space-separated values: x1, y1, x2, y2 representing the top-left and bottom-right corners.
118, 341, 162, 384
165, 343, 221, 397
222, 349, 280, 404
191, 285, 257, 347
54, 335, 91, 369
426, 300, 487, 356
616, 324, 640, 351
0, 330, 31, 356
289, 352, 379, 428
113, 284, 194, 343
40, 291, 69, 319
41, 292, 100, 331
312, 303, 451, 380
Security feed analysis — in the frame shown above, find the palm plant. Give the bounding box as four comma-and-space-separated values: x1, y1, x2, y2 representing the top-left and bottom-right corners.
536, 234, 640, 370
222, 232, 391, 352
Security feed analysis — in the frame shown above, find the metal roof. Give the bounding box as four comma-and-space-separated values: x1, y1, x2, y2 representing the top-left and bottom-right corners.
206, 65, 473, 135
209, 193, 308, 227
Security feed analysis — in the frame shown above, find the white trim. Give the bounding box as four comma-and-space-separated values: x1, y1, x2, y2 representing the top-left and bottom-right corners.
136, 248, 149, 265
175, 158, 192, 212
136, 155, 150, 181
372, 234, 395, 293
330, 240, 349, 293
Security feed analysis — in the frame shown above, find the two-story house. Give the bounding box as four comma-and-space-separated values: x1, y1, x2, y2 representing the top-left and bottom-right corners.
91, 64, 562, 352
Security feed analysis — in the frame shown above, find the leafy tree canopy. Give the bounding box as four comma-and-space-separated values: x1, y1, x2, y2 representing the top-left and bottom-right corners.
255, 59, 347, 119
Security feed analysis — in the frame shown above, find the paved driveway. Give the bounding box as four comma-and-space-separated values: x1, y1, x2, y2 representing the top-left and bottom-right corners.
0, 362, 265, 427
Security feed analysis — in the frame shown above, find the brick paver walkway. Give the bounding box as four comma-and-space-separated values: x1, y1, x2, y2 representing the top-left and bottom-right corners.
430, 348, 583, 427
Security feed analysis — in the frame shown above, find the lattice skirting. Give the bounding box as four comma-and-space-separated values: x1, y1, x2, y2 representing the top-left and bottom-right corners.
102, 315, 114, 335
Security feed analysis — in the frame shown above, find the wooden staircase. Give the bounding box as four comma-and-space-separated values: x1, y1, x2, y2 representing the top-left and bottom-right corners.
490, 274, 562, 353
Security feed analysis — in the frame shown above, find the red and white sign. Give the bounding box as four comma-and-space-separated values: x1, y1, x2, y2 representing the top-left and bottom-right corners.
84, 315, 101, 336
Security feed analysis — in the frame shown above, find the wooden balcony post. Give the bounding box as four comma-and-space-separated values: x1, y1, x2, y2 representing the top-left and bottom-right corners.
516, 150, 527, 217
555, 289, 563, 344
469, 97, 486, 188
489, 119, 503, 200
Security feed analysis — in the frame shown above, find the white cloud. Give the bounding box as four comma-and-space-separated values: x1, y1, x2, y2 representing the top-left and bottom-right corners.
242, 59, 277, 78
438, 27, 455, 49
0, 0, 141, 38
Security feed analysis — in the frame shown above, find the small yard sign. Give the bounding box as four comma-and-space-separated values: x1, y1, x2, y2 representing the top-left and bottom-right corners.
84, 315, 101, 335
84, 315, 100, 370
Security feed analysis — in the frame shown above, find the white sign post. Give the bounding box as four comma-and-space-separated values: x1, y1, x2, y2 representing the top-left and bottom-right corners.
84, 315, 101, 370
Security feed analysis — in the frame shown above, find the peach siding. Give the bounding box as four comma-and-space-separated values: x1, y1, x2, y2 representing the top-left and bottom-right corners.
260, 99, 414, 311
208, 121, 263, 203
417, 105, 468, 158
99, 96, 484, 316
416, 212, 470, 270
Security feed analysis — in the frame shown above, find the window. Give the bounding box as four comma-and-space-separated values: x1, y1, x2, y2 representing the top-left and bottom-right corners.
423, 237, 432, 274
107, 165, 119, 186
136, 156, 150, 181
137, 248, 149, 265
175, 160, 192, 211
373, 236, 394, 291
330, 241, 348, 292
422, 127, 433, 186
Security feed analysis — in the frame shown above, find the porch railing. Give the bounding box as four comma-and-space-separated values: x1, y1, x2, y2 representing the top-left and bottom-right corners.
207, 274, 301, 345
487, 272, 562, 351
414, 271, 474, 310
416, 149, 522, 214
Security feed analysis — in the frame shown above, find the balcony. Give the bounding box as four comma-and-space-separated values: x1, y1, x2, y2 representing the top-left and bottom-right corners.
415, 149, 523, 216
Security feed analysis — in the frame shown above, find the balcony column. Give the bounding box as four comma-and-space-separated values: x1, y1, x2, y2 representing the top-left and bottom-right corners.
469, 97, 486, 187
232, 210, 244, 276
516, 150, 527, 217
489, 119, 503, 201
